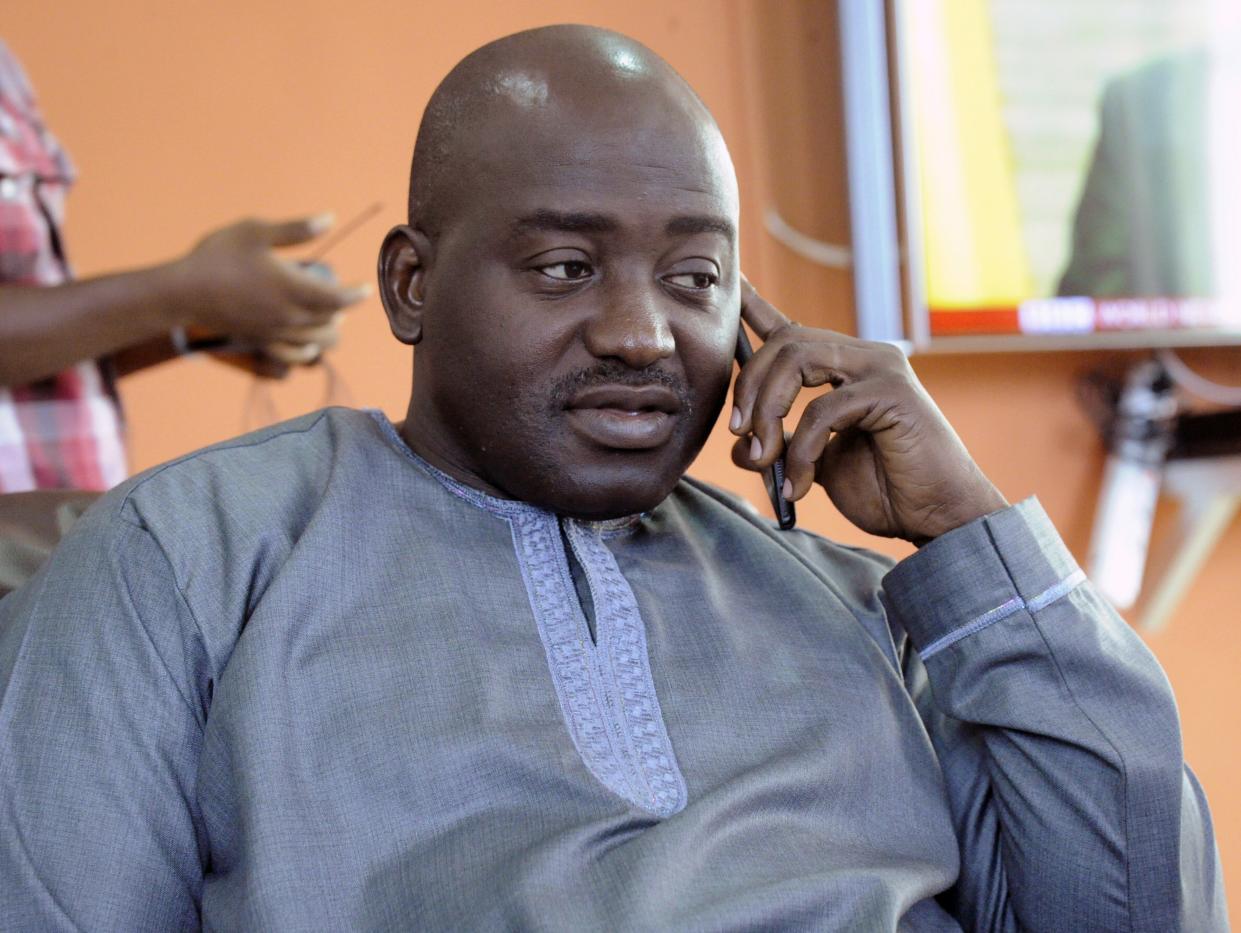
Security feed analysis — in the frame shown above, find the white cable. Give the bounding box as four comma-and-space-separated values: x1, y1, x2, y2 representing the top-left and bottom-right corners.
1156, 348, 1241, 406
763, 207, 853, 269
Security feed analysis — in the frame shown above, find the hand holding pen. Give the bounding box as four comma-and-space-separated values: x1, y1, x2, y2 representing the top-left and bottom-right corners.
173, 203, 382, 377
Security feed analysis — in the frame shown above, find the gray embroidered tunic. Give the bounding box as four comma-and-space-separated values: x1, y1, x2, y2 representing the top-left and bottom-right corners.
0, 408, 1226, 931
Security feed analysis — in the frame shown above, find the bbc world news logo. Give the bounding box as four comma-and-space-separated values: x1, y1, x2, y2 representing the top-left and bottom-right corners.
1018, 297, 1094, 334
1018, 296, 1232, 334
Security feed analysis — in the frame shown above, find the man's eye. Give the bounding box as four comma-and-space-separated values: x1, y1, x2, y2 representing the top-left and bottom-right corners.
667, 271, 718, 290
540, 261, 593, 281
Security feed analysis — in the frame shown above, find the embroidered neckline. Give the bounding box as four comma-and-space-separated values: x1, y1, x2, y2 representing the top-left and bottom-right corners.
365, 408, 686, 817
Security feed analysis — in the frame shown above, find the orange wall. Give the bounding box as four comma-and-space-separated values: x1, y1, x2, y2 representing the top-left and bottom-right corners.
7, 0, 1238, 913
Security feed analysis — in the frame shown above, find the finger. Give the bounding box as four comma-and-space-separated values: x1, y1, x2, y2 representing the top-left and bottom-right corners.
729, 435, 764, 472
746, 345, 809, 467
262, 340, 324, 366
731, 331, 787, 438
753, 342, 872, 466
738, 276, 794, 341
782, 384, 887, 500
259, 213, 335, 248
733, 335, 863, 444
782, 388, 857, 499
270, 314, 343, 350
278, 260, 372, 314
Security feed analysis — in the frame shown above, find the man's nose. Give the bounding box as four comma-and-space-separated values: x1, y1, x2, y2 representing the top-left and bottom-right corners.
582, 282, 675, 369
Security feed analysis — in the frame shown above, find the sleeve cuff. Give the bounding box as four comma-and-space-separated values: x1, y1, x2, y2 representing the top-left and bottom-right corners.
880, 497, 1086, 658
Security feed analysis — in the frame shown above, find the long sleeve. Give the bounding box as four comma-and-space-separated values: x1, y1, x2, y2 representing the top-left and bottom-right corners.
881, 498, 1227, 932
0, 497, 209, 931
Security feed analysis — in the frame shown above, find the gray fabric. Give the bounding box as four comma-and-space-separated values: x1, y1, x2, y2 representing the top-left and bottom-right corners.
0, 407, 1226, 931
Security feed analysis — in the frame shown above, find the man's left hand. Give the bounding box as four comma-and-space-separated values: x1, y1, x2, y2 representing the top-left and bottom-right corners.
729, 278, 1008, 544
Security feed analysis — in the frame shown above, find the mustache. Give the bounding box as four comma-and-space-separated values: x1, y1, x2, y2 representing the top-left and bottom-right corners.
549, 362, 693, 414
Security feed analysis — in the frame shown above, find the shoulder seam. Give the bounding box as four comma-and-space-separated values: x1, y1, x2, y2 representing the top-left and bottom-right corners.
118, 408, 335, 514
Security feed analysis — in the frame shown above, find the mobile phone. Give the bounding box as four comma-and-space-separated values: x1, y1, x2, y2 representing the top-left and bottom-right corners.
735, 327, 796, 530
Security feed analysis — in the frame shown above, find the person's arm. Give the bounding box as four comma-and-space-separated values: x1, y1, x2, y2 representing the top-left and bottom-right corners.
0, 493, 209, 930
728, 278, 1225, 928
0, 215, 369, 387
884, 499, 1227, 931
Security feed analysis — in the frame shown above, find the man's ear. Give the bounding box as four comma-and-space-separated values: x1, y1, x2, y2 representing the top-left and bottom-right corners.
378, 224, 433, 345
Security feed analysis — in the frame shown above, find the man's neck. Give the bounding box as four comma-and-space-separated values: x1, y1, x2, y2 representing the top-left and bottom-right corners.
394, 410, 514, 502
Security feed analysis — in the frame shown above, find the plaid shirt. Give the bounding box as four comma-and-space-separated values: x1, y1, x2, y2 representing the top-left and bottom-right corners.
0, 40, 126, 491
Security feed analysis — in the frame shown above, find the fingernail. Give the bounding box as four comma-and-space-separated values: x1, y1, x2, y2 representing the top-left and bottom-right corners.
308, 212, 335, 234
344, 283, 373, 302
750, 436, 763, 461
729, 407, 741, 431
782, 478, 793, 500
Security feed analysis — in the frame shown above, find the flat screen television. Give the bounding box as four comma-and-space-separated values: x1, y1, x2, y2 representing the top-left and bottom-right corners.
841, 0, 1241, 351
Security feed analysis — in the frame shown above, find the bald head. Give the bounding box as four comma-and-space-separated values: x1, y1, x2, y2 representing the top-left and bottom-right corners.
408, 24, 729, 233
382, 25, 741, 518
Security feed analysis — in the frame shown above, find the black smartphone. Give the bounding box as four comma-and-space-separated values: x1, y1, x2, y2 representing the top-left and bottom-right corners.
735, 328, 796, 530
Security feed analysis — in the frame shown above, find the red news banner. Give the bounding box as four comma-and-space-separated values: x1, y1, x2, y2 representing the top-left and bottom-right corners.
929, 297, 1241, 337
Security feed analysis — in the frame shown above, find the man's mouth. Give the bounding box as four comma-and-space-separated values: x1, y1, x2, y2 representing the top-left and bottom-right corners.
564, 384, 681, 450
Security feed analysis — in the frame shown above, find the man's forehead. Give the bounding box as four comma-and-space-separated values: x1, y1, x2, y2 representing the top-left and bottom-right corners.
469, 118, 739, 216
479, 97, 728, 164
412, 28, 739, 237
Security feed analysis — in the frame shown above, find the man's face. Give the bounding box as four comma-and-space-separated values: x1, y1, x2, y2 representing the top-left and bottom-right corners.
401, 86, 740, 519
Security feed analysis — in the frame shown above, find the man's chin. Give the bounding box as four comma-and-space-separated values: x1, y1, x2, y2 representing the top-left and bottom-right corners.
540, 480, 676, 521
522, 459, 684, 521
485, 425, 710, 519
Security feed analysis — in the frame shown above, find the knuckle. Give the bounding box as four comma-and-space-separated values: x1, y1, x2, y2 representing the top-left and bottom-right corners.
805, 391, 840, 421
873, 340, 908, 370
773, 320, 800, 339
772, 341, 802, 369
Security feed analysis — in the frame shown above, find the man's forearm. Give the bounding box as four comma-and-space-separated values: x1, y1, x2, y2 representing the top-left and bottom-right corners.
883, 500, 1227, 931
0, 262, 188, 386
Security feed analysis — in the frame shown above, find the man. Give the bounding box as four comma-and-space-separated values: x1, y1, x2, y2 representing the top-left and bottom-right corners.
1057, 51, 1214, 301
0, 38, 367, 491
0, 25, 1227, 932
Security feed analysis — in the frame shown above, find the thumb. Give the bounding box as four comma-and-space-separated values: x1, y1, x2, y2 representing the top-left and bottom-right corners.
259, 212, 335, 248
